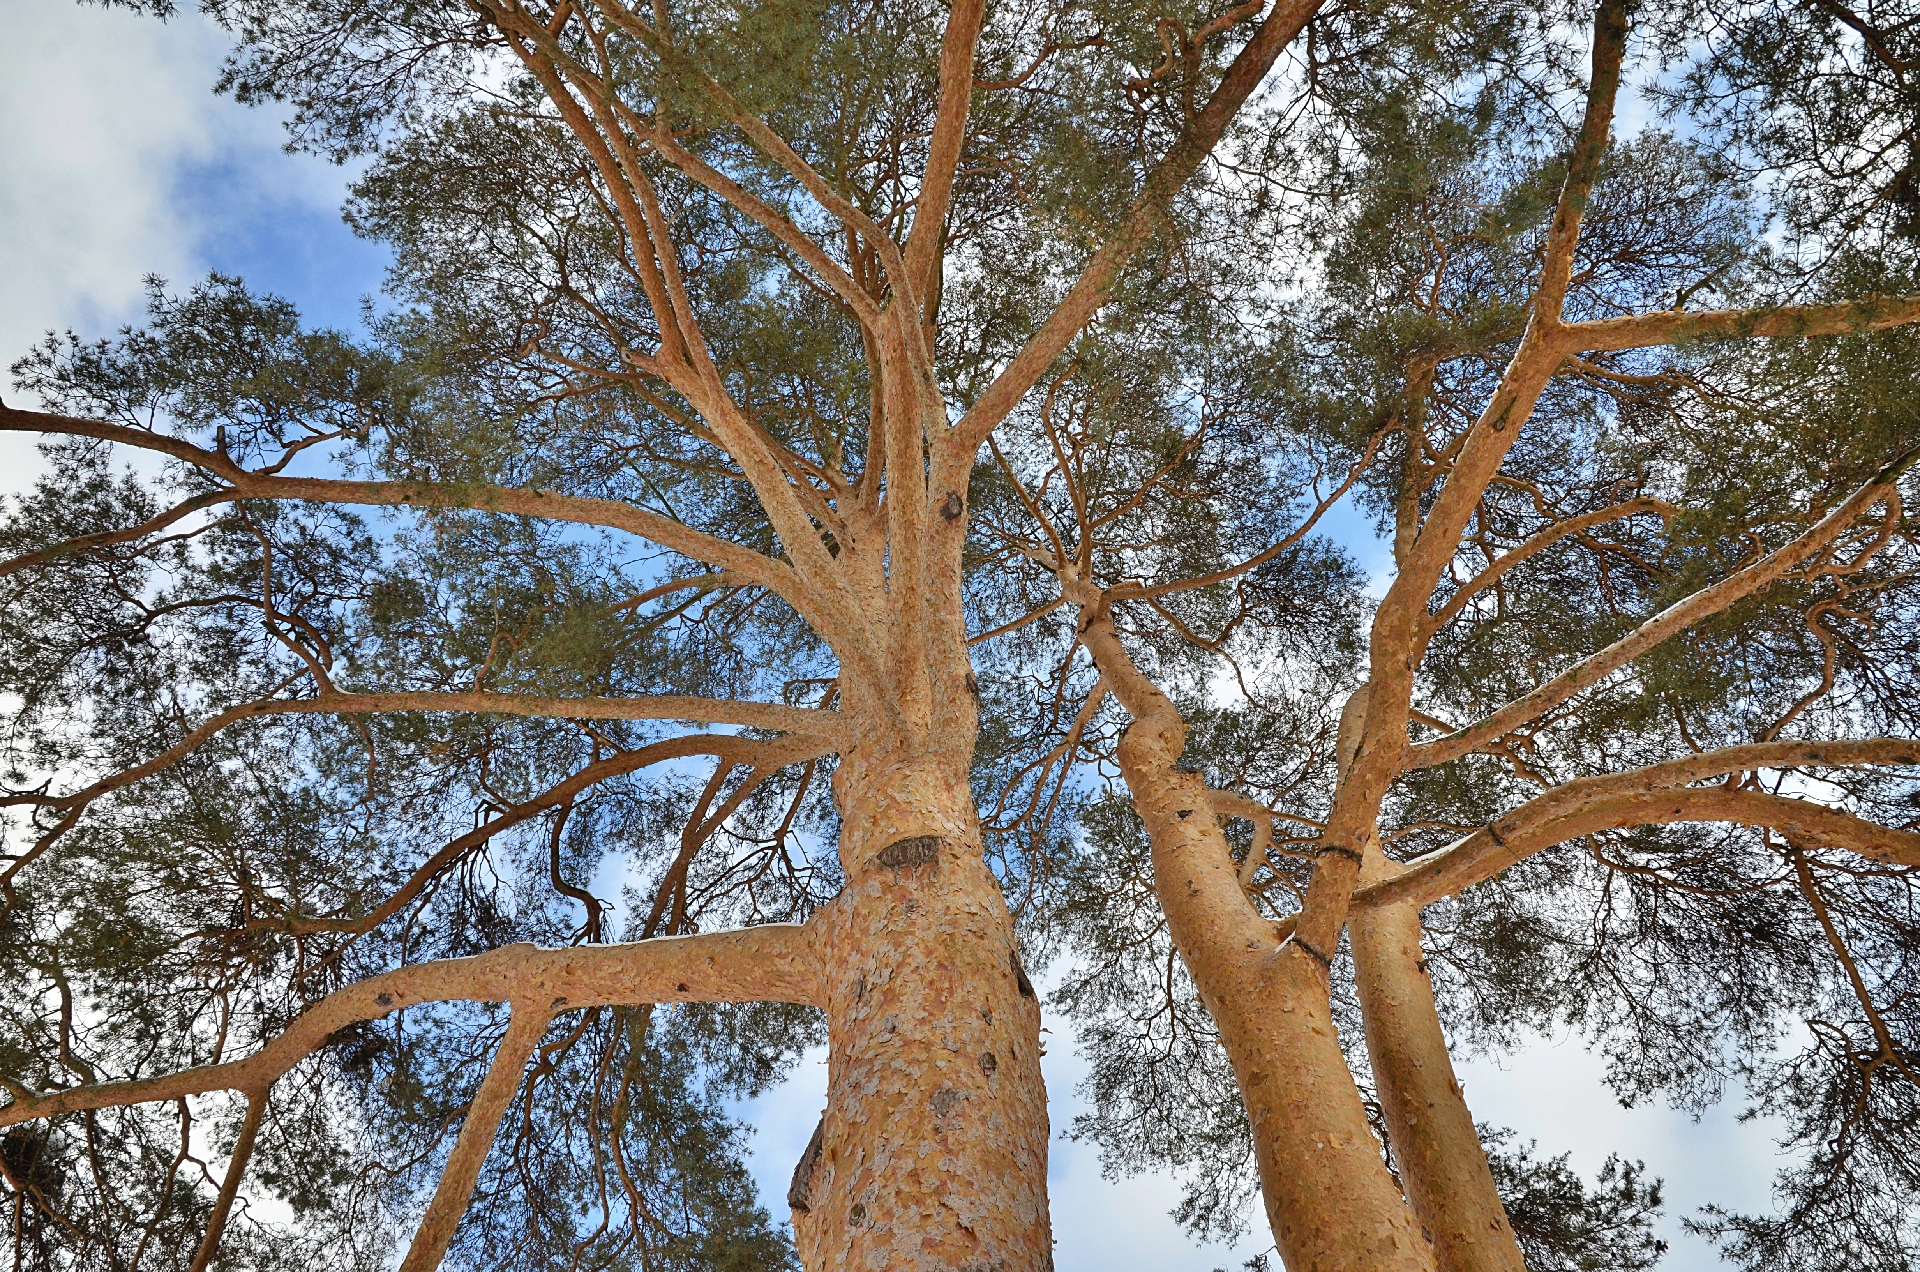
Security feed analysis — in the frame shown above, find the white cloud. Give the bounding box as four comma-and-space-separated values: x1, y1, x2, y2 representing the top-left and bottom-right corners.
1461, 1032, 1792, 1271
0, 0, 369, 484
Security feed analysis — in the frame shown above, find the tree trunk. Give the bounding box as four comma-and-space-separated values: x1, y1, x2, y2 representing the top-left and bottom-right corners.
1350, 845, 1525, 1272
1115, 726, 1435, 1270
791, 746, 1051, 1272
1080, 607, 1431, 1269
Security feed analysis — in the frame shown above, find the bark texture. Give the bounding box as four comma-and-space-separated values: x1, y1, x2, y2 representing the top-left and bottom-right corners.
793, 748, 1051, 1272
1351, 870, 1523, 1272
1084, 608, 1432, 1271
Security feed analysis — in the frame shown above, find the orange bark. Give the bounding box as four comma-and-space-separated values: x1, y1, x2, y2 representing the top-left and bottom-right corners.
1082, 608, 1434, 1271
793, 747, 1051, 1271
1351, 868, 1524, 1272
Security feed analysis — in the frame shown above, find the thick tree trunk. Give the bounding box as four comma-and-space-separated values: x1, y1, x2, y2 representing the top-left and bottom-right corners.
1115, 723, 1435, 1271
1350, 847, 1524, 1272
1080, 606, 1432, 1270
790, 746, 1051, 1272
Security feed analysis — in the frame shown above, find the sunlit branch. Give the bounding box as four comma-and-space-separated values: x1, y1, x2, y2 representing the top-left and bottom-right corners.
1366, 0, 1630, 666
0, 405, 811, 604
639, 128, 883, 329
395, 1008, 550, 1272
1347, 763, 1920, 920
905, 0, 986, 320
0, 925, 823, 1131
482, 15, 870, 633
1533, 0, 1631, 324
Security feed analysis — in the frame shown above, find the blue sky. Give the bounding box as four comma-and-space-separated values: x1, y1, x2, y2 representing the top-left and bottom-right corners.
0, 2, 1789, 1265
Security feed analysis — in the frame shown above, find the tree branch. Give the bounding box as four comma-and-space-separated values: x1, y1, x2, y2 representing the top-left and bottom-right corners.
1562, 294, 1920, 352
904, 0, 986, 316
1352, 753, 1920, 918
1410, 447, 1919, 768
1422, 495, 1676, 635
396, 1008, 550, 1272
185, 1088, 267, 1272
0, 925, 823, 1131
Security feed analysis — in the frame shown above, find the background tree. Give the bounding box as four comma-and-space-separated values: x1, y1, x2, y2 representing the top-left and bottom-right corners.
960, 3, 1920, 1270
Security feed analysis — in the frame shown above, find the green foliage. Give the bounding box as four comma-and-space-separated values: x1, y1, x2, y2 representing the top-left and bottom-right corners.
13, 0, 1920, 1265
1483, 1128, 1667, 1272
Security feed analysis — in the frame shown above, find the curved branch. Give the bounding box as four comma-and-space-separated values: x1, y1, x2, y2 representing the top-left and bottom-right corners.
1357, 772, 1920, 918
0, 924, 823, 1131
1209, 789, 1276, 888
1109, 424, 1390, 602
12, 692, 841, 815
1422, 495, 1676, 635
1300, 1, 1637, 956
0, 406, 816, 621
258, 733, 829, 940
0, 489, 238, 580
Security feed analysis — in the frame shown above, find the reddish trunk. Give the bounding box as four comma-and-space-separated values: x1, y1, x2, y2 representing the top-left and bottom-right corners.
1115, 724, 1435, 1271
1351, 863, 1525, 1272
791, 747, 1051, 1271
1081, 606, 1431, 1268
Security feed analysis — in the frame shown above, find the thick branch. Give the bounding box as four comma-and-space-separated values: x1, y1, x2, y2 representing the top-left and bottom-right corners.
0, 406, 809, 611
1298, 0, 1637, 958
396, 1009, 550, 1272
1563, 294, 1920, 352
0, 925, 822, 1131
1347, 787, 1920, 920
904, 0, 986, 313
1533, 0, 1630, 323
185, 1088, 267, 1272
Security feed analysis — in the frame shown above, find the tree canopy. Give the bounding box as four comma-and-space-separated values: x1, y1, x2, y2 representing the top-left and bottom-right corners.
3, 0, 1919, 1268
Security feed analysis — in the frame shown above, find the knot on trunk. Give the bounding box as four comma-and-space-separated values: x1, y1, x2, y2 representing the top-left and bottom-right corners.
873, 834, 941, 874
1009, 950, 1036, 998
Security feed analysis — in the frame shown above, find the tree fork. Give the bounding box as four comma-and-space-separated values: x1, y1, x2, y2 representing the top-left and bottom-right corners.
1081, 606, 1433, 1270
1337, 688, 1523, 1272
